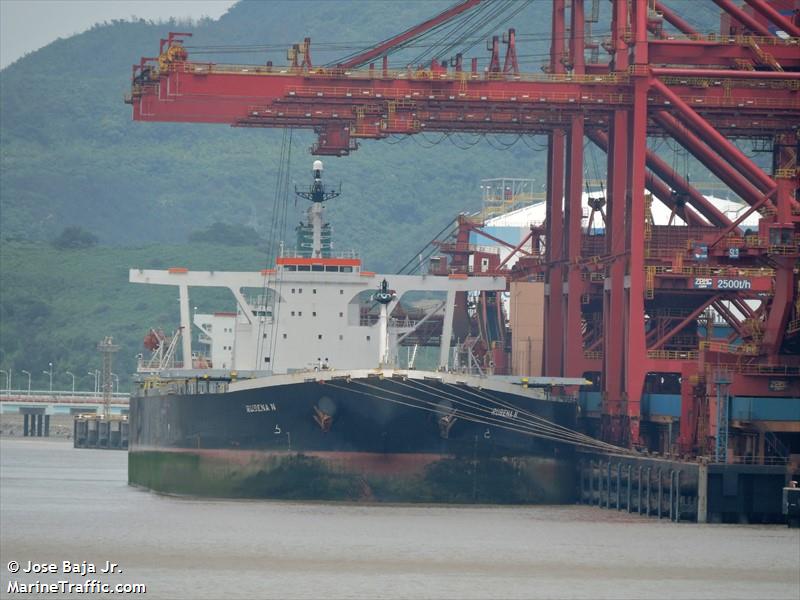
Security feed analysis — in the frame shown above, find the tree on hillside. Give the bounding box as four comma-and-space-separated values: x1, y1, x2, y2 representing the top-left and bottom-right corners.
188, 222, 262, 246
52, 226, 99, 249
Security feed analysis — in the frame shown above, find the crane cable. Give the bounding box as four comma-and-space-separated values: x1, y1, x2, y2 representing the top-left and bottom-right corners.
257, 128, 294, 368
396, 217, 459, 274
327, 0, 491, 67
443, 0, 533, 61
328, 378, 585, 448
405, 0, 510, 67
347, 377, 605, 449
397, 376, 623, 451
325, 378, 626, 453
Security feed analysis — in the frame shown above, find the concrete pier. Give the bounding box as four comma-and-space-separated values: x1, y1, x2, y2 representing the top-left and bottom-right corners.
578, 452, 795, 524
73, 415, 128, 450
20, 408, 49, 437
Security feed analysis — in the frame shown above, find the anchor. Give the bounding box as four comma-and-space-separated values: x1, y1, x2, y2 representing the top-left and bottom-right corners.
313, 406, 333, 432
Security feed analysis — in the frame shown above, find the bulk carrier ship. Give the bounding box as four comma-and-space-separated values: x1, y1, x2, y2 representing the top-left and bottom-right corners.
128, 161, 604, 503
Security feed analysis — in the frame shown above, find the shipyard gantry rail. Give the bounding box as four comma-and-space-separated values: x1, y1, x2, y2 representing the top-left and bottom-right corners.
126, 0, 800, 458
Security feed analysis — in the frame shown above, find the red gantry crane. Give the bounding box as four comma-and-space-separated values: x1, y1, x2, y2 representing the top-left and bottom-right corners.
127, 0, 800, 457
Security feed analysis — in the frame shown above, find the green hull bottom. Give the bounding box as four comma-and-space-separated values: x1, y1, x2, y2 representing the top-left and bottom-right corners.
129, 449, 576, 504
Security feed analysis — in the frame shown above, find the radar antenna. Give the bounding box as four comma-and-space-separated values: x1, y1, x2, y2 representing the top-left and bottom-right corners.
294, 160, 341, 203
294, 161, 341, 258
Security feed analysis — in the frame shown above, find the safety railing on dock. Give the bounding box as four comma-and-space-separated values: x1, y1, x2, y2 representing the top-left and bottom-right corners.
0, 390, 129, 404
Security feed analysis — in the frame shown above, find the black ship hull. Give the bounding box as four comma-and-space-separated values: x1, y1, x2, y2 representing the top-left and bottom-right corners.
129, 371, 579, 503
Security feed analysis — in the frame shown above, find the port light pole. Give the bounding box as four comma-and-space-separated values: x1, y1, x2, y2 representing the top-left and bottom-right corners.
43, 362, 53, 392
21, 370, 31, 395
0, 369, 8, 392
65, 371, 76, 394
88, 371, 99, 396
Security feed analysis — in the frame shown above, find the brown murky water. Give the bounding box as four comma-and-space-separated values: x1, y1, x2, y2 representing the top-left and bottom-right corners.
1, 438, 798, 599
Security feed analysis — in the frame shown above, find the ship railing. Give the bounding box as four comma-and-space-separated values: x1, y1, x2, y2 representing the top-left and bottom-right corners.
137, 359, 184, 371
389, 317, 422, 330
279, 249, 360, 259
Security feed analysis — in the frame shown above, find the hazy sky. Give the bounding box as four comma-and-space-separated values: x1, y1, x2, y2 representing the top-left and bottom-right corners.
0, 0, 237, 68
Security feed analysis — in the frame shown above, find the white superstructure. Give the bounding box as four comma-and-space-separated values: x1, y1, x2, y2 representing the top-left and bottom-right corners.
130, 263, 505, 374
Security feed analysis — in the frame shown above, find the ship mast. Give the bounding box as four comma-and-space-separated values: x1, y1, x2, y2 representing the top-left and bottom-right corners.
374, 279, 396, 367
294, 160, 340, 258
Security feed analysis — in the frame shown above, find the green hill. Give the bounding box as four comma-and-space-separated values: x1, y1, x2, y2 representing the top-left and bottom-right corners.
0, 241, 271, 391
